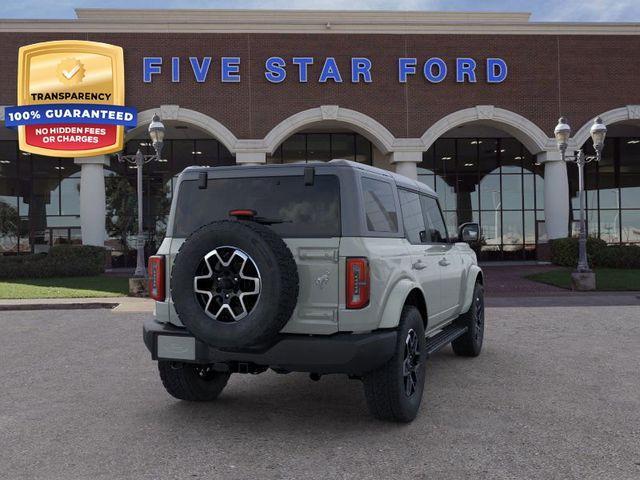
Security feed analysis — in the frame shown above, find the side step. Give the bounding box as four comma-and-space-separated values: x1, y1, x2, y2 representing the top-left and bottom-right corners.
425, 324, 468, 356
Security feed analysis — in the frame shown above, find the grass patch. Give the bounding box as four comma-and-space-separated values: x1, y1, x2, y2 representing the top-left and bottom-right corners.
0, 276, 130, 299
526, 268, 640, 291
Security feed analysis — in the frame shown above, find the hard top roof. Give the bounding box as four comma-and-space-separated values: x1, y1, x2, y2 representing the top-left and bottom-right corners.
183, 159, 437, 197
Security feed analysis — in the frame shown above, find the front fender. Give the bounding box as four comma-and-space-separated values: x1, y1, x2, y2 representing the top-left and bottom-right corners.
459, 265, 483, 314
378, 278, 424, 329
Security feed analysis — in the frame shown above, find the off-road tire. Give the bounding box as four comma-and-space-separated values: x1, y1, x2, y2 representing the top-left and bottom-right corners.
158, 361, 231, 401
362, 305, 427, 423
451, 281, 484, 357
171, 220, 299, 349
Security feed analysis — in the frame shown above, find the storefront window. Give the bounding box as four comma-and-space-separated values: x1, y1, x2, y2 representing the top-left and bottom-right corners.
569, 136, 640, 245
420, 137, 543, 260
270, 132, 373, 165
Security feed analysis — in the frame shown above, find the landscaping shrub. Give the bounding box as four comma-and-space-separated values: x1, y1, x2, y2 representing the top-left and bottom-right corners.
0, 245, 107, 279
550, 237, 640, 268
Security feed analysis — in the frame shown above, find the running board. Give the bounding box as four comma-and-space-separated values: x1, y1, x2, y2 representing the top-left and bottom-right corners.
425, 325, 468, 356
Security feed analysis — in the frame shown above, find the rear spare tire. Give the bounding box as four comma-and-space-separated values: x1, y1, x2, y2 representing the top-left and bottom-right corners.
171, 220, 299, 348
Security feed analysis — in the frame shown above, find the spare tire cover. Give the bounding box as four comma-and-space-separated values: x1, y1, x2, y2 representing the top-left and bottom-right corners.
171, 220, 299, 348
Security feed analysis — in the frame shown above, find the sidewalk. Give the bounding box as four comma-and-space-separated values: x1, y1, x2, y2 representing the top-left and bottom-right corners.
0, 296, 154, 313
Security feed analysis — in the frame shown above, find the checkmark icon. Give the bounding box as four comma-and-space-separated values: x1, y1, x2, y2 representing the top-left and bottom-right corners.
62, 64, 80, 79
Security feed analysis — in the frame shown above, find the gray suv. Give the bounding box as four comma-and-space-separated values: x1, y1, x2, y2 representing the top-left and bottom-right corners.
143, 160, 484, 422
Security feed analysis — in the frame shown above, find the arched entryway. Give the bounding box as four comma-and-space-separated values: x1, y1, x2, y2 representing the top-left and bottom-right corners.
569, 108, 640, 246
419, 108, 551, 261
261, 106, 396, 171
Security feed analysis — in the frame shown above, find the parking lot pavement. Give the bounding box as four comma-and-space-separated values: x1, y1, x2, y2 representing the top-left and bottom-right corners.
1, 306, 639, 480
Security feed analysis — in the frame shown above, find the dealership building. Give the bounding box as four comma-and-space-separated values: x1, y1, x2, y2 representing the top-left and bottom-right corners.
0, 8, 639, 264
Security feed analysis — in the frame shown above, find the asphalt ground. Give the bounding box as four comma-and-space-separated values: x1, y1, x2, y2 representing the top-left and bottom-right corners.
1, 305, 639, 480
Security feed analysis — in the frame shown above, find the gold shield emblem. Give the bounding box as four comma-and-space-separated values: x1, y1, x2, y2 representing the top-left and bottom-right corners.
16, 40, 125, 157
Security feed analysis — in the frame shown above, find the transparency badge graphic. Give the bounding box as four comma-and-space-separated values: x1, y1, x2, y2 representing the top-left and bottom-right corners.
5, 40, 137, 157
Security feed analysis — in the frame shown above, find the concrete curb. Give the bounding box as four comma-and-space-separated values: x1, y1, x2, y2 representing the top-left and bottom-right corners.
0, 302, 119, 311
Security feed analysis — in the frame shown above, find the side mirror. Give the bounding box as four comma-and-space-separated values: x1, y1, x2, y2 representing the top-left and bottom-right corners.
458, 222, 480, 243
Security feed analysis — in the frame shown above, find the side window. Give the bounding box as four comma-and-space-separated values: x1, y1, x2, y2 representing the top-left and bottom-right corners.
361, 177, 398, 233
420, 195, 449, 243
399, 189, 426, 244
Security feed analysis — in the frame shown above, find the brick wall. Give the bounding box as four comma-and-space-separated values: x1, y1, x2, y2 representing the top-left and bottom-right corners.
0, 32, 638, 140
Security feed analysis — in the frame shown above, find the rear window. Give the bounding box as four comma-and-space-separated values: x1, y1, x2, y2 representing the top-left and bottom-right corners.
173, 175, 341, 238
361, 177, 398, 233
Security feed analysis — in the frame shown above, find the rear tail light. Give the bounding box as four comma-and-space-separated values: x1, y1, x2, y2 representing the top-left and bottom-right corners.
148, 255, 165, 301
346, 257, 370, 309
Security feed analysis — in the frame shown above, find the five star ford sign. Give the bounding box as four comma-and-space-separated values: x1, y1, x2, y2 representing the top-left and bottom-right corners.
5, 40, 137, 157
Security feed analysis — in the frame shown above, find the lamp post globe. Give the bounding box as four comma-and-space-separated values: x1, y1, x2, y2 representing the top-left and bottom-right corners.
148, 113, 166, 158
590, 116, 607, 154
554, 117, 571, 155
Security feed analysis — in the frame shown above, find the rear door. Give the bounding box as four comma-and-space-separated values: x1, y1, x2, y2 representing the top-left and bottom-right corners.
420, 195, 463, 322
398, 189, 443, 322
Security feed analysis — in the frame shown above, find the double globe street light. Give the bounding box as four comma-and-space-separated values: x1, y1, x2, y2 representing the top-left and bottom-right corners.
553, 116, 607, 289
117, 114, 166, 278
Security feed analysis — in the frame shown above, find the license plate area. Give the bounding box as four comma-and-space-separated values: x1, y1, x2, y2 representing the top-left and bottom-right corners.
156, 335, 196, 361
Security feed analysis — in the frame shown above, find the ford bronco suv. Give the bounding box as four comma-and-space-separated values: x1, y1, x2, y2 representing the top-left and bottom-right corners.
143, 160, 484, 422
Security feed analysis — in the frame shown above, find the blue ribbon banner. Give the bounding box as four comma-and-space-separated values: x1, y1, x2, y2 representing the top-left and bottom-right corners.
4, 104, 138, 128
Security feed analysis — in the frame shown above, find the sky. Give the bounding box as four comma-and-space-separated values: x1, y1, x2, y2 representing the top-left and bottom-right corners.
0, 0, 639, 22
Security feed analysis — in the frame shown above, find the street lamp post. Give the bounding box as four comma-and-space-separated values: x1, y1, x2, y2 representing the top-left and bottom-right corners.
117, 114, 166, 277
553, 116, 607, 287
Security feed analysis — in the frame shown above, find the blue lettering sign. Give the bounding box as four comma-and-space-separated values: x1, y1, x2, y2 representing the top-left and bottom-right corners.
265, 56, 287, 83
424, 58, 447, 83
456, 58, 477, 83
487, 58, 508, 83
398, 58, 417, 83
189, 57, 211, 83
143, 57, 162, 83
319, 57, 342, 83
292, 57, 313, 82
221, 57, 241, 83
351, 57, 372, 83
171, 57, 180, 83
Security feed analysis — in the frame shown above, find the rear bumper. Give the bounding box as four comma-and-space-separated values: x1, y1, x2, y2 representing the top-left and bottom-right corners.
143, 319, 397, 375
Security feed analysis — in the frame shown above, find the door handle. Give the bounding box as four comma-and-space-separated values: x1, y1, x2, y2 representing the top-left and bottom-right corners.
412, 260, 427, 270
438, 257, 450, 267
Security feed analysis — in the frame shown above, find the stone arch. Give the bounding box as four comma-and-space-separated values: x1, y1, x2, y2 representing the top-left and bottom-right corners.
127, 105, 239, 153
572, 105, 640, 148
263, 105, 396, 155
420, 105, 553, 154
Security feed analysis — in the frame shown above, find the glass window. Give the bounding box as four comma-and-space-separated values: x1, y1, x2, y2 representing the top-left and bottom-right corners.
169, 140, 195, 176
478, 139, 499, 175
282, 134, 306, 163
420, 195, 448, 243
481, 210, 501, 248
621, 210, 640, 243
434, 139, 455, 176
500, 138, 523, 174
362, 177, 398, 233
620, 174, 640, 209
174, 175, 341, 238
355, 134, 372, 164
398, 189, 426, 244
502, 175, 523, 210
619, 138, 640, 174
0, 141, 18, 177
599, 210, 620, 243
60, 177, 80, 215
31, 155, 59, 178
502, 211, 524, 247
331, 134, 355, 161
456, 138, 478, 173
306, 134, 331, 162
479, 175, 501, 211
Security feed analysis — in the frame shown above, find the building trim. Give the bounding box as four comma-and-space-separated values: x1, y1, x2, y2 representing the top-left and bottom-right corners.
421, 106, 553, 154
572, 105, 640, 148
263, 106, 396, 155
0, 9, 639, 35
128, 106, 239, 154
